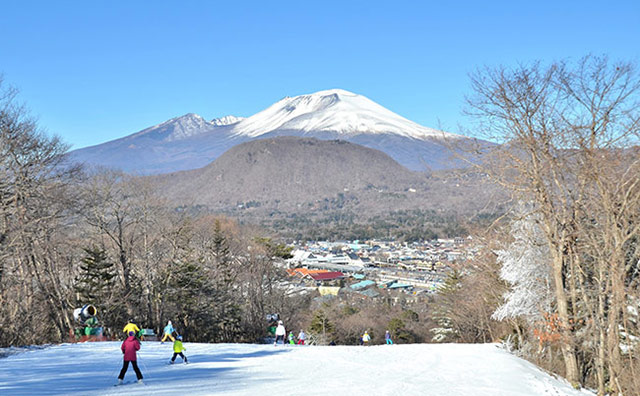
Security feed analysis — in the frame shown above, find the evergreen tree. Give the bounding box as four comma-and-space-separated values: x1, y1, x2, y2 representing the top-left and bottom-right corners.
75, 247, 116, 304
309, 309, 334, 345
165, 258, 243, 343
165, 260, 214, 341
430, 270, 462, 342
209, 220, 243, 341
388, 317, 415, 343
254, 237, 293, 259
212, 220, 234, 286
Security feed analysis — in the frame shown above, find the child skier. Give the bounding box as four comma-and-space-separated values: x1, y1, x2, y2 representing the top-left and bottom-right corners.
161, 320, 175, 344
288, 331, 295, 345
385, 330, 393, 345
274, 320, 286, 345
297, 329, 306, 345
117, 331, 143, 385
170, 335, 188, 364
362, 330, 371, 346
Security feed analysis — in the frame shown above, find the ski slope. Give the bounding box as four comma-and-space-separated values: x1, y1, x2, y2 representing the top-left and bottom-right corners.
0, 342, 594, 396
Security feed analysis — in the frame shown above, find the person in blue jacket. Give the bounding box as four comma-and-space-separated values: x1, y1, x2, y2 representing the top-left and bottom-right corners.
161, 320, 175, 344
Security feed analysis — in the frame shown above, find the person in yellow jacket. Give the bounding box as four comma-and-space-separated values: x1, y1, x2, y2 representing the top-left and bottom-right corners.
123, 319, 140, 338
169, 335, 188, 364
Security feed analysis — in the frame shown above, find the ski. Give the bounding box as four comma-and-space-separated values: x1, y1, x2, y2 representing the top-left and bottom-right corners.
115, 380, 144, 386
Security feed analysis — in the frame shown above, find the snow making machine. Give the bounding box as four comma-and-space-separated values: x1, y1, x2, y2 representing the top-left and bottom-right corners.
70, 304, 106, 342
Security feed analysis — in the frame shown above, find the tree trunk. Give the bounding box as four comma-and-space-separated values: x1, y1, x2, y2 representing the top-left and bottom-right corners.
551, 252, 580, 387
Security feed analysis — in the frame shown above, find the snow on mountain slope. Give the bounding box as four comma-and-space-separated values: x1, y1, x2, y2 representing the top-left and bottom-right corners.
127, 113, 213, 142
0, 342, 593, 396
211, 115, 244, 126
128, 113, 242, 142
231, 89, 461, 140
65, 89, 481, 174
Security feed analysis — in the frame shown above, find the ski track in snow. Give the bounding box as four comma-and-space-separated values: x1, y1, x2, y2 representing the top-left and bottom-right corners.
0, 342, 595, 396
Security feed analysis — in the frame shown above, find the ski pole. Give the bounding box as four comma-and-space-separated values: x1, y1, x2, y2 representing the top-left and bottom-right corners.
110, 343, 123, 380
110, 366, 121, 380
137, 352, 150, 379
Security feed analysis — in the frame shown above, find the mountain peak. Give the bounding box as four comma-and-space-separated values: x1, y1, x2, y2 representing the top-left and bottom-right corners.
129, 112, 213, 142
304, 88, 357, 98
211, 115, 244, 126
231, 89, 459, 140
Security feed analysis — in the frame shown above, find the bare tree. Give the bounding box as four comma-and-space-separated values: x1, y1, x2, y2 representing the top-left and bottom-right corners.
0, 78, 82, 345
467, 56, 640, 393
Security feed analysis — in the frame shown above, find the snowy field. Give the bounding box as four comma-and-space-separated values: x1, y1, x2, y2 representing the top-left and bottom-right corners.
0, 341, 595, 396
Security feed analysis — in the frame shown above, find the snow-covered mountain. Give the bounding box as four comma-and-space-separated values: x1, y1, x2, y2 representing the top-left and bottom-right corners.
67, 89, 483, 174
231, 89, 458, 140
0, 342, 592, 396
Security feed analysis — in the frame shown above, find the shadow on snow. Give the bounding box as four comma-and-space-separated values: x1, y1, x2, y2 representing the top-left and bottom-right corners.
0, 342, 291, 395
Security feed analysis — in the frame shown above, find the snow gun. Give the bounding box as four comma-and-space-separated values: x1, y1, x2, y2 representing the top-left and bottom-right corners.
73, 304, 97, 324
70, 304, 104, 341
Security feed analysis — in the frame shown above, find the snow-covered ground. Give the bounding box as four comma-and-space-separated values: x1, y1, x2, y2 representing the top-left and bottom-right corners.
0, 342, 594, 396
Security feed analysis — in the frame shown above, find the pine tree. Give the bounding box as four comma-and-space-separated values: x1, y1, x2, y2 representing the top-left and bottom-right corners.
212, 220, 234, 287
309, 309, 334, 345
165, 260, 212, 340
209, 220, 243, 341
388, 317, 415, 343
165, 257, 243, 343
75, 247, 116, 304
430, 270, 462, 342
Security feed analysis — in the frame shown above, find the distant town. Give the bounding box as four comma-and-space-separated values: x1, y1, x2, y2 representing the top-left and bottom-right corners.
283, 237, 478, 303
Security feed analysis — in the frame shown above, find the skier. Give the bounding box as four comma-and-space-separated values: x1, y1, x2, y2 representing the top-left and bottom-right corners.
123, 319, 140, 338
362, 330, 371, 346
161, 320, 175, 344
117, 331, 143, 385
274, 320, 286, 345
170, 335, 188, 364
385, 330, 393, 345
288, 331, 295, 345
297, 329, 306, 345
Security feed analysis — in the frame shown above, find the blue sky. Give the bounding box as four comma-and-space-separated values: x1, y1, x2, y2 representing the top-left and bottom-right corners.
1, 1, 638, 149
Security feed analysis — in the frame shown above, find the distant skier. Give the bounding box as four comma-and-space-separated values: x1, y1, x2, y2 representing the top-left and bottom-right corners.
297, 330, 306, 345
170, 335, 188, 364
117, 331, 143, 385
274, 320, 286, 345
288, 331, 295, 345
123, 319, 140, 338
362, 331, 371, 346
161, 320, 175, 344
385, 330, 393, 345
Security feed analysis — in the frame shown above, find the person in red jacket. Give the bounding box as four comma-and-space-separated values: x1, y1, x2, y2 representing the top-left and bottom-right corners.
117, 331, 144, 385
